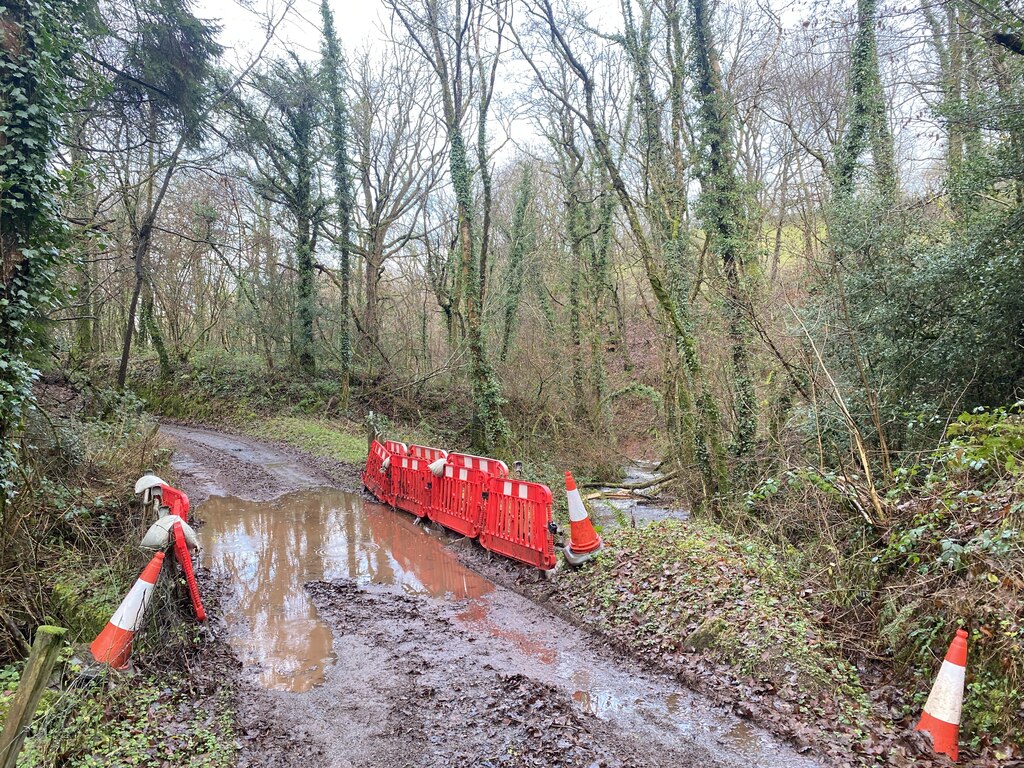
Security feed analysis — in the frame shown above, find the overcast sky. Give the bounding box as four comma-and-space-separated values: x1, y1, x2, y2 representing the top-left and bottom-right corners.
197, 0, 646, 63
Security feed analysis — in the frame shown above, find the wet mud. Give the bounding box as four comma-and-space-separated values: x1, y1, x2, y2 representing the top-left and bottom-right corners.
163, 424, 825, 768
200, 489, 492, 691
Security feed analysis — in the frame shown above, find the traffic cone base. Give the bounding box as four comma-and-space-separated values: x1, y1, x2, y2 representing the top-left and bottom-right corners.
564, 472, 602, 566
563, 541, 602, 566
915, 629, 968, 762
90, 551, 164, 669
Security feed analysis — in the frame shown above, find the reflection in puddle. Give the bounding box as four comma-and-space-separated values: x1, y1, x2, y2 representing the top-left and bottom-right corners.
570, 668, 624, 714
455, 602, 558, 664
200, 489, 493, 692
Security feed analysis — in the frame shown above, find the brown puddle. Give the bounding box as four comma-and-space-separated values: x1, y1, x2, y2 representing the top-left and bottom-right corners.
199, 488, 493, 692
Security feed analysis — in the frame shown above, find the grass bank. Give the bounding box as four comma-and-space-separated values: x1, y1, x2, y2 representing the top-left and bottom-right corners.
0, 380, 238, 767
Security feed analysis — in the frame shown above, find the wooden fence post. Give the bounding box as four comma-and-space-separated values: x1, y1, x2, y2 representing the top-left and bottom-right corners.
0, 625, 66, 768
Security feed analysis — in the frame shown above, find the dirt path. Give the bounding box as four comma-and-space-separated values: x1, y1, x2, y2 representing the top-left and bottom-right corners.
163, 424, 825, 768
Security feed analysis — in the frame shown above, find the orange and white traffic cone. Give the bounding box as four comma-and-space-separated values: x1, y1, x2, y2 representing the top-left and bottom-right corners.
564, 471, 602, 566
90, 551, 165, 669
916, 628, 968, 761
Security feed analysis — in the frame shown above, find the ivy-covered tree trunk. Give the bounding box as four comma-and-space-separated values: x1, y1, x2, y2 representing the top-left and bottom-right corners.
0, 0, 78, 496
832, 0, 897, 205
321, 0, 352, 400
141, 279, 171, 378
688, 0, 758, 464
608, 0, 727, 496
500, 168, 533, 362
450, 131, 507, 450
391, 0, 510, 452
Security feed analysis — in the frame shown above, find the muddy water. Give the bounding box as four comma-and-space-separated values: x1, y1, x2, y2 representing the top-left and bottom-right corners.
200, 489, 493, 692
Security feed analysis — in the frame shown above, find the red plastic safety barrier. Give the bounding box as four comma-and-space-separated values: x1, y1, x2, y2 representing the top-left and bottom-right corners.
172, 520, 206, 621
362, 440, 394, 504
392, 455, 431, 518
447, 452, 509, 478
429, 463, 488, 538
479, 478, 557, 570
160, 484, 190, 522
408, 444, 447, 463
383, 440, 409, 456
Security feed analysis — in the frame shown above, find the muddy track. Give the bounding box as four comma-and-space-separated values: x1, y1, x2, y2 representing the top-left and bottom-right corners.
163, 424, 825, 768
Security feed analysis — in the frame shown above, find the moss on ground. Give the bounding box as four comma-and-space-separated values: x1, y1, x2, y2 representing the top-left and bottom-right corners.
49, 559, 127, 642
558, 519, 871, 726
249, 416, 368, 464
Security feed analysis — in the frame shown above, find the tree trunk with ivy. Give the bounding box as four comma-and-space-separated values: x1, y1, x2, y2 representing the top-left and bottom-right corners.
141, 279, 171, 378
0, 0, 79, 498
391, 0, 509, 452
500, 168, 533, 363
321, 0, 352, 401
688, 0, 758, 466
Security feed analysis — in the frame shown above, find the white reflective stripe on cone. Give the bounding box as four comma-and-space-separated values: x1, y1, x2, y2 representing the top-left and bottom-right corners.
922, 660, 966, 724
109, 580, 157, 632
567, 488, 588, 522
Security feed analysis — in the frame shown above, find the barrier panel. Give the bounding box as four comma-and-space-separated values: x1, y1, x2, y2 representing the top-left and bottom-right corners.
159, 484, 190, 522
362, 440, 394, 504
383, 440, 409, 456
479, 478, 557, 570
392, 455, 431, 518
447, 452, 509, 478
429, 464, 488, 538
409, 444, 447, 463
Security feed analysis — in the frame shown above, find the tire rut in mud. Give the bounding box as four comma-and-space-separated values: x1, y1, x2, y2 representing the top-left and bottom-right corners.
306, 580, 720, 768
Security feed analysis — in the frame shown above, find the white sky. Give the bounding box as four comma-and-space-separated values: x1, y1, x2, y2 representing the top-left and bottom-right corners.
196, 0, 937, 183
198, 0, 636, 62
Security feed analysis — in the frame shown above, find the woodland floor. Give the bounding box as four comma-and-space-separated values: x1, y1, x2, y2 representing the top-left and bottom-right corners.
164, 424, 824, 768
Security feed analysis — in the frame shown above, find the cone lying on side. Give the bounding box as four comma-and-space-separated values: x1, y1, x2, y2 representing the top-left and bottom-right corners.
90, 551, 165, 669
916, 628, 968, 762
563, 471, 602, 566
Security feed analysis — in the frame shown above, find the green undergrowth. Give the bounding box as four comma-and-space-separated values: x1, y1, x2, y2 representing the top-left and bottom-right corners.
558, 519, 871, 725
249, 415, 368, 464
2, 381, 240, 767
742, 404, 1024, 758
2, 388, 166, 656
6, 667, 237, 768
131, 352, 345, 424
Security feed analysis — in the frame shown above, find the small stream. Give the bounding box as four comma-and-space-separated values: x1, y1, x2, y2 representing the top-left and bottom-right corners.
587, 460, 689, 529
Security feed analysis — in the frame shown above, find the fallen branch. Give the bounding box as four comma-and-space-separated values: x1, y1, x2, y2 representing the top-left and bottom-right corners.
0, 609, 30, 657
579, 469, 680, 491
585, 491, 657, 502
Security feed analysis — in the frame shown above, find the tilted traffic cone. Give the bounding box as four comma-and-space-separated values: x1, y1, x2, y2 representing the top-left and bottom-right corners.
172, 520, 206, 622
90, 551, 165, 669
916, 628, 968, 761
563, 471, 602, 566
